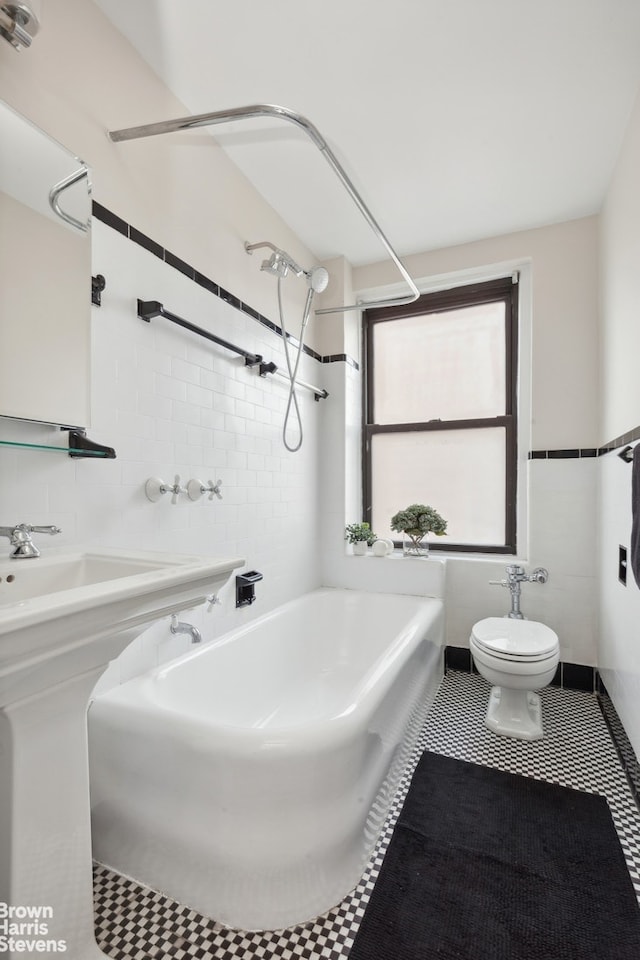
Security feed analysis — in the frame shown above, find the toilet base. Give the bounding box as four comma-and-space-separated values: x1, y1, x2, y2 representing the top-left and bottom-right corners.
484, 686, 544, 741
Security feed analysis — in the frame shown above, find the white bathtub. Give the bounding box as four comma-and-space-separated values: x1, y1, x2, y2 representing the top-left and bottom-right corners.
89, 587, 444, 930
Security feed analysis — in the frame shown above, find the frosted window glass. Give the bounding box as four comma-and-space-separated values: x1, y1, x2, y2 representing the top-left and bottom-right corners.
371, 428, 506, 546
373, 302, 505, 424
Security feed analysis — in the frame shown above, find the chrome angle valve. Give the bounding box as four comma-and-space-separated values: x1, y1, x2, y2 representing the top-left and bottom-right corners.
489, 564, 549, 619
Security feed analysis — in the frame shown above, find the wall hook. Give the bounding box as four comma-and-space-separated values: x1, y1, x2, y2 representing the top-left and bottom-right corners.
91, 274, 106, 306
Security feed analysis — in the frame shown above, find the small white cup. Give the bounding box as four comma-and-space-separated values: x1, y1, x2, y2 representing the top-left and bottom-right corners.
372, 538, 395, 556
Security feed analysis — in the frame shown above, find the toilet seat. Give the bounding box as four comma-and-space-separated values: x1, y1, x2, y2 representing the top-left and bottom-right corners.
471, 617, 558, 663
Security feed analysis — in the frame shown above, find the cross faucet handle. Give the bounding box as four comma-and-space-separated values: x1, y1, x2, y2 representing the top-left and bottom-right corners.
206, 479, 222, 500
170, 475, 186, 504
186, 478, 223, 501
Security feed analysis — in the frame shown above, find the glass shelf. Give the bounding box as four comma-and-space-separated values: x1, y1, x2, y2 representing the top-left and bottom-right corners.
0, 440, 108, 456
0, 430, 116, 459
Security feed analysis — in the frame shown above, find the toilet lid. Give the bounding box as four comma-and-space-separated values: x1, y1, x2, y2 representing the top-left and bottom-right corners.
472, 617, 558, 659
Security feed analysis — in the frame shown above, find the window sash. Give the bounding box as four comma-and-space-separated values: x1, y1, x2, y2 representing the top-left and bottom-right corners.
363, 277, 518, 553
364, 417, 516, 552
370, 302, 508, 424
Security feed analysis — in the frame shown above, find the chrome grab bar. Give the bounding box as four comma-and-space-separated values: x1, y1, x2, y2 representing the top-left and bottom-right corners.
108, 103, 419, 315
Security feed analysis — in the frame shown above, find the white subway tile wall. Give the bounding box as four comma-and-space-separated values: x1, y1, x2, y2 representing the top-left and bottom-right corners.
0, 220, 323, 692
598, 450, 640, 760
442, 458, 598, 665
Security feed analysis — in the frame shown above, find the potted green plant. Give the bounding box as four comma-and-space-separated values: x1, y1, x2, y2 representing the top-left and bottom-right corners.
390, 504, 447, 556
345, 522, 377, 555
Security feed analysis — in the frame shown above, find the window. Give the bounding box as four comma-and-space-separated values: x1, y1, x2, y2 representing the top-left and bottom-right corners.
363, 277, 518, 553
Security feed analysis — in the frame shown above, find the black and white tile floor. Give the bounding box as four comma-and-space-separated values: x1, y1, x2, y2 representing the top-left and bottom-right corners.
93, 670, 640, 959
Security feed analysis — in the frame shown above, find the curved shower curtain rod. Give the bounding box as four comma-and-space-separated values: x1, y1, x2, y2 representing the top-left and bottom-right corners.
108, 103, 419, 316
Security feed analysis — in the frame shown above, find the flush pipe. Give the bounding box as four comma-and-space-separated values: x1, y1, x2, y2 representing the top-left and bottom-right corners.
489, 564, 549, 619
108, 103, 419, 315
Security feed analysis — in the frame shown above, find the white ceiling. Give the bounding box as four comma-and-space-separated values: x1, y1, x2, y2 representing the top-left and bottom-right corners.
95, 0, 640, 267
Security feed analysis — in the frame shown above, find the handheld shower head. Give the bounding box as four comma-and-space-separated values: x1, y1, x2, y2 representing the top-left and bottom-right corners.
245, 240, 330, 454
246, 240, 329, 296
306, 265, 329, 294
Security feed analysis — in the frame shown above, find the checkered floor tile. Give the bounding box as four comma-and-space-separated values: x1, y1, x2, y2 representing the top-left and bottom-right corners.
93, 671, 640, 958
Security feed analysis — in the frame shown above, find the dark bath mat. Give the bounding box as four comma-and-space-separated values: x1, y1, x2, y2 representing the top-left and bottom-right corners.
349, 751, 640, 960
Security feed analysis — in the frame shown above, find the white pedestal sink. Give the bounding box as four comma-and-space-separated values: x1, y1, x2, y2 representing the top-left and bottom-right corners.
0, 547, 243, 959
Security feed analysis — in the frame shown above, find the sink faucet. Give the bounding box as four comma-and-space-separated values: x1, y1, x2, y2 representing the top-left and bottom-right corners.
0, 523, 62, 559
489, 564, 548, 619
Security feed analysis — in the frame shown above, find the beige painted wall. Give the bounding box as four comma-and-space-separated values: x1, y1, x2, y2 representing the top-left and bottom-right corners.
354, 217, 600, 450
0, 0, 322, 348
599, 86, 640, 446
0, 190, 90, 423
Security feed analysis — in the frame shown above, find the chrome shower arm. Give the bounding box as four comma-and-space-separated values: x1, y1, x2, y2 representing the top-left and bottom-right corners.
108, 103, 419, 315
244, 240, 305, 278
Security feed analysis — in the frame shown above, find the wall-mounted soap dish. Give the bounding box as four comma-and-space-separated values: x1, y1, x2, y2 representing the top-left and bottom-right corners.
236, 571, 263, 608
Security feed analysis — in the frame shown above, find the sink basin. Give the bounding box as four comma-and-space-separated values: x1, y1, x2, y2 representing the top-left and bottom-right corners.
0, 548, 218, 605
0, 546, 245, 702
0, 549, 183, 604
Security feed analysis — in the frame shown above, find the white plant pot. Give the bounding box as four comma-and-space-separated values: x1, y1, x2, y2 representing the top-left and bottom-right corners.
352, 541, 368, 555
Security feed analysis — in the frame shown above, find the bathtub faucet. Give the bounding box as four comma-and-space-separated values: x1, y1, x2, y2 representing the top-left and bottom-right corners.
170, 615, 202, 644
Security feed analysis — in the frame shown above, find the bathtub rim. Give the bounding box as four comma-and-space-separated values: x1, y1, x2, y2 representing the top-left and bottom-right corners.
89, 587, 445, 750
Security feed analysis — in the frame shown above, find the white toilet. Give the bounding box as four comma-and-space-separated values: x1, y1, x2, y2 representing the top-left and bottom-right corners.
470, 617, 560, 741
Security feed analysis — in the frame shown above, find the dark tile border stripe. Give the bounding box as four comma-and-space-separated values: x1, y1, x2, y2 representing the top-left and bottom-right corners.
444, 646, 472, 672
92, 201, 128, 237
445, 645, 595, 692
165, 250, 195, 281
602, 423, 640, 451
92, 201, 359, 371
597, 674, 640, 807
323, 353, 358, 368
529, 448, 599, 460
129, 226, 164, 260
529, 430, 640, 460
